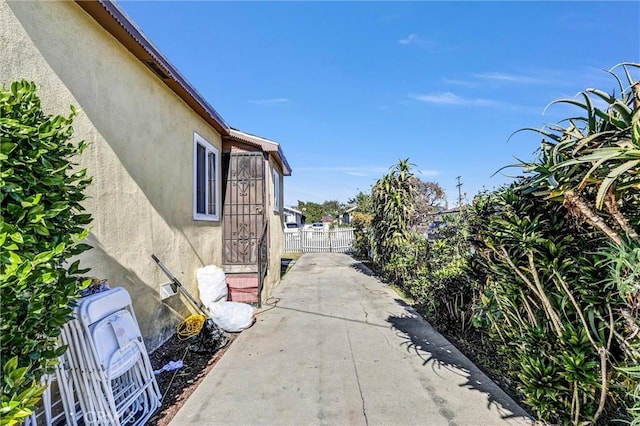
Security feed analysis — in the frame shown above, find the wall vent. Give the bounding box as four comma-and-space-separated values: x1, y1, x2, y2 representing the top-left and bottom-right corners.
145, 60, 169, 80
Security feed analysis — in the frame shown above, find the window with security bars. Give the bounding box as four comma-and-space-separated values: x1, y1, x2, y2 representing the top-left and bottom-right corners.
193, 132, 220, 221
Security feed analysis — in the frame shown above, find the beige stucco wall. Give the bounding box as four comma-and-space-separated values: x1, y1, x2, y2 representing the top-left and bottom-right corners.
2, 1, 224, 350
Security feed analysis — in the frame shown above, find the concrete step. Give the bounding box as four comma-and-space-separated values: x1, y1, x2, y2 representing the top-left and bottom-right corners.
226, 274, 259, 304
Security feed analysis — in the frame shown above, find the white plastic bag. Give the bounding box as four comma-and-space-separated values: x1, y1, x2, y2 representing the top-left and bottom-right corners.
207, 301, 255, 332
197, 265, 227, 306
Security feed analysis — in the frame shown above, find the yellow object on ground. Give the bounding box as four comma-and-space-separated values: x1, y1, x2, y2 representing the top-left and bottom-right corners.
177, 314, 206, 339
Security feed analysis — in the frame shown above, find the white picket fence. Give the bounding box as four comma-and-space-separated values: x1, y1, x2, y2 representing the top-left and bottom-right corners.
285, 228, 355, 253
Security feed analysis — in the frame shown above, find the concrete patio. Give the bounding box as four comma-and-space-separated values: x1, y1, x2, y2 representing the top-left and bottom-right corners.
169, 253, 533, 426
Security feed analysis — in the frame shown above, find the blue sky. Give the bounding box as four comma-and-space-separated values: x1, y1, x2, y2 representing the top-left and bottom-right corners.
117, 1, 639, 208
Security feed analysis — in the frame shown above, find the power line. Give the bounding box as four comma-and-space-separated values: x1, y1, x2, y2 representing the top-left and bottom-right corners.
456, 176, 463, 207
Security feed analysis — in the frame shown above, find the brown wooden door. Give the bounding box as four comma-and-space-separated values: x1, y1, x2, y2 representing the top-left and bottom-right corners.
223, 153, 265, 266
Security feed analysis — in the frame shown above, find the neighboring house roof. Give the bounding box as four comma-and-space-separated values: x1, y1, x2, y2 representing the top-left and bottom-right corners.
343, 206, 357, 214
227, 128, 292, 176
441, 207, 460, 214
283, 206, 303, 215
425, 207, 460, 218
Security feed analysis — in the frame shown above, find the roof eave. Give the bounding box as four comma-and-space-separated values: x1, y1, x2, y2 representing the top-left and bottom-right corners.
284, 206, 303, 215
75, 0, 230, 136
226, 129, 292, 176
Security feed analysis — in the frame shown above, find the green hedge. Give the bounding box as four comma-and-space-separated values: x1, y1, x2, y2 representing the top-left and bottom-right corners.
1, 81, 93, 424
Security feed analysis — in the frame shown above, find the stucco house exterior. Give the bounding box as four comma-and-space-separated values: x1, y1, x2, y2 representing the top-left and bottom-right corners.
1, 0, 291, 350
340, 206, 357, 225
283, 206, 305, 227
222, 129, 291, 304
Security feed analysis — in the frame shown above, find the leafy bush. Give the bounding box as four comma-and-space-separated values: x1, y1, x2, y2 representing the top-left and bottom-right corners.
516, 63, 639, 247
385, 232, 428, 292
0, 81, 93, 424
469, 184, 619, 423
350, 211, 372, 258
370, 159, 416, 279
358, 63, 639, 424
469, 63, 639, 423
513, 62, 640, 423
409, 213, 476, 335
367, 63, 638, 424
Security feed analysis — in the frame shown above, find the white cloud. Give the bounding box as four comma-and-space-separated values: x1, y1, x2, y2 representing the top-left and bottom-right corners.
441, 71, 555, 90
442, 78, 478, 88
398, 33, 435, 49
410, 92, 495, 106
296, 165, 390, 177
398, 33, 418, 45
295, 165, 441, 180
473, 72, 545, 85
248, 98, 290, 105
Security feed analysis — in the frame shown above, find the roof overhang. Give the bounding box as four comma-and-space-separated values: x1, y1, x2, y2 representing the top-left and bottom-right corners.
283, 206, 302, 215
75, 0, 230, 136
74, 1, 292, 176
226, 128, 292, 176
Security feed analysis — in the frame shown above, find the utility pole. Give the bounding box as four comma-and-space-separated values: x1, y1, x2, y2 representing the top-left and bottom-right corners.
456, 176, 463, 207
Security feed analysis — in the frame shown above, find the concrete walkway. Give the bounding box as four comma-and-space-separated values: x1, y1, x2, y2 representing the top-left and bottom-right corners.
169, 253, 533, 426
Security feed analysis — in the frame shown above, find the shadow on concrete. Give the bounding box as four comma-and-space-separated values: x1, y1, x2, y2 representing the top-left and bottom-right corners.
349, 259, 375, 276
274, 304, 388, 329
280, 258, 297, 277
387, 299, 533, 423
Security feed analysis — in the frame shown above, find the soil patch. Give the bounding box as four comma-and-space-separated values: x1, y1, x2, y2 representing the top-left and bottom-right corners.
146, 260, 293, 426
147, 332, 237, 426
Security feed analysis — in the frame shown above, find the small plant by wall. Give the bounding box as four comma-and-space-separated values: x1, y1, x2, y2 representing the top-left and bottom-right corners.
0, 81, 93, 424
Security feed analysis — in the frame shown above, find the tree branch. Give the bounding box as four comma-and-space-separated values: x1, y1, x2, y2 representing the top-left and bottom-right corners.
554, 270, 609, 422
604, 189, 639, 242
564, 190, 623, 245
528, 253, 564, 337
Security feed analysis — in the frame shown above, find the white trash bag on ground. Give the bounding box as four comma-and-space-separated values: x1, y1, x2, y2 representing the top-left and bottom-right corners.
197, 265, 227, 306
207, 301, 255, 333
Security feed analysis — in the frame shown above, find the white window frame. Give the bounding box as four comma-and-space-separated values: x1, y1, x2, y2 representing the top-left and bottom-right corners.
193, 132, 220, 221
272, 165, 281, 213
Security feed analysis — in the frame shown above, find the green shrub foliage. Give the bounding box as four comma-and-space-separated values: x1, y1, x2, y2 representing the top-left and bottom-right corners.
350, 211, 372, 258
365, 63, 639, 424
469, 184, 617, 423
410, 211, 476, 335
0, 81, 93, 424
370, 159, 416, 280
